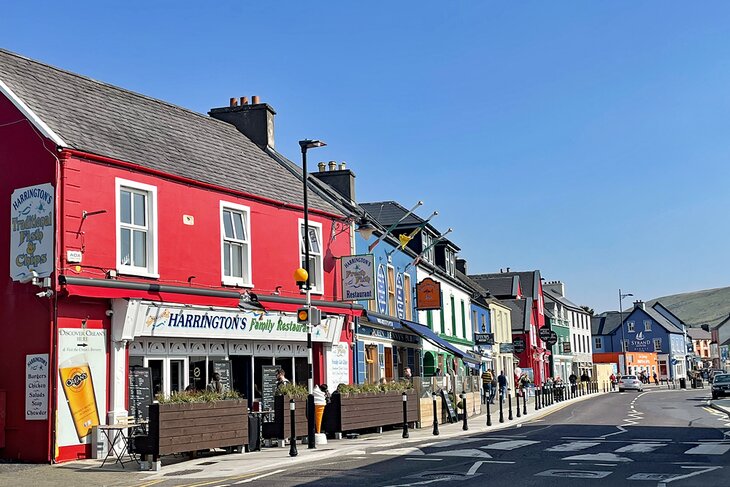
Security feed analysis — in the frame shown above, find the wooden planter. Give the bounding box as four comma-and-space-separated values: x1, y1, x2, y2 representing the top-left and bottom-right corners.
327, 390, 418, 434
132, 399, 248, 460
262, 395, 308, 440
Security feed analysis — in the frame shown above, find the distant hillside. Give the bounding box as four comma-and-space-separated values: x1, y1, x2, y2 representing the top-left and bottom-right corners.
648, 286, 730, 327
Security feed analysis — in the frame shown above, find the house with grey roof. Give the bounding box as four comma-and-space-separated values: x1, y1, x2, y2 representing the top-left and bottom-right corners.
543, 280, 593, 378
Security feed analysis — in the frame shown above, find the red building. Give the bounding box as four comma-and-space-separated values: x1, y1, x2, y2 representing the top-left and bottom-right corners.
0, 49, 357, 462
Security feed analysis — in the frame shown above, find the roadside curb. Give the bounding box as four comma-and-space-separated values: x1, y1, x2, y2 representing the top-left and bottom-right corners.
708, 400, 730, 418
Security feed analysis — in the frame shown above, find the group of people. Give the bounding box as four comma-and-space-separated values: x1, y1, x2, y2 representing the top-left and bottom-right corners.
638, 370, 658, 385
481, 369, 509, 404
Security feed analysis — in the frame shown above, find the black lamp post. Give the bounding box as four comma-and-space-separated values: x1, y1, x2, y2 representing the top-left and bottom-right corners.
299, 138, 326, 450
618, 289, 633, 375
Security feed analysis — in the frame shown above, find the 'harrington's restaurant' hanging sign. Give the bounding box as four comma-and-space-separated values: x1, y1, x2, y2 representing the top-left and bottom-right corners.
340, 254, 375, 301
10, 182, 54, 281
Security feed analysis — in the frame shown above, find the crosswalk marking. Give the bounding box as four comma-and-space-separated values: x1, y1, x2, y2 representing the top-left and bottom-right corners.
374, 447, 424, 456
683, 443, 730, 455
563, 452, 633, 463
547, 441, 600, 452
481, 440, 540, 451
437, 449, 492, 458
615, 443, 664, 453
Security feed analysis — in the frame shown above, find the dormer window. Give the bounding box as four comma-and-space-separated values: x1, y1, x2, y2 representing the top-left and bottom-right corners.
422, 233, 435, 264
445, 250, 456, 276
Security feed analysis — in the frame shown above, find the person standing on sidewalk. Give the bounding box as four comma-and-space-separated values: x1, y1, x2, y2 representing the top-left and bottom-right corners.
481, 368, 493, 404
498, 370, 507, 403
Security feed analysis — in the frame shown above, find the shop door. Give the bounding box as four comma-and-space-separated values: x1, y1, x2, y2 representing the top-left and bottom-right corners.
146, 358, 164, 397
230, 356, 252, 405
384, 347, 393, 381
189, 358, 207, 392
170, 358, 187, 394
294, 357, 308, 387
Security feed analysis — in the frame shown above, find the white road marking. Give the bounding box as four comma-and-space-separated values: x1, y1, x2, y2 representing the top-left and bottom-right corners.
536, 469, 612, 479
547, 441, 600, 452
657, 466, 723, 487
481, 440, 539, 451
628, 473, 677, 481
437, 448, 492, 458
467, 461, 485, 475
373, 447, 424, 456
425, 437, 488, 448
683, 443, 730, 455
562, 453, 633, 463
614, 443, 664, 453
600, 426, 627, 438
405, 458, 442, 462
234, 469, 286, 484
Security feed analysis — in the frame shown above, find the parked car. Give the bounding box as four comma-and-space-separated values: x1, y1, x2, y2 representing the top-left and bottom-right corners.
618, 375, 643, 392
711, 374, 730, 400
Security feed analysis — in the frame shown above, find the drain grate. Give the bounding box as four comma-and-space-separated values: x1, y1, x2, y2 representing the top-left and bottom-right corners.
164, 468, 204, 477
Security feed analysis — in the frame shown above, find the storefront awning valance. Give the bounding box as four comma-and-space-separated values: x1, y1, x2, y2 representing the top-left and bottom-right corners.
362, 310, 401, 328
400, 319, 481, 365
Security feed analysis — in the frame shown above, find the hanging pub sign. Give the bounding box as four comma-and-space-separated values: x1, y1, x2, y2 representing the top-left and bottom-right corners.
10, 182, 54, 281
547, 330, 559, 346
499, 343, 514, 354
513, 337, 526, 354
415, 277, 442, 310
538, 325, 552, 342
561, 341, 571, 353
341, 254, 375, 301
474, 333, 495, 345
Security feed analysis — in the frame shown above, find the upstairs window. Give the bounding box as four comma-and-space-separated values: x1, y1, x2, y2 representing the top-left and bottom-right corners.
220, 202, 251, 286
116, 179, 158, 277
422, 233, 435, 264
644, 320, 652, 332
387, 265, 396, 315
403, 274, 412, 320
594, 337, 602, 349
299, 220, 324, 293
653, 338, 662, 351
444, 250, 456, 276
627, 321, 635, 333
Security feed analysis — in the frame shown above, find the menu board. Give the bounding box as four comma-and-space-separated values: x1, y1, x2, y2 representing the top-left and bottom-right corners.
440, 389, 458, 423
261, 365, 280, 411
212, 361, 232, 391
128, 366, 153, 423
419, 377, 432, 398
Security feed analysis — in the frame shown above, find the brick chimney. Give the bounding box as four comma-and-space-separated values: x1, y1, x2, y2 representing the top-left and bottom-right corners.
543, 280, 565, 297
456, 258, 467, 275
208, 96, 276, 149
310, 161, 357, 203
634, 300, 645, 310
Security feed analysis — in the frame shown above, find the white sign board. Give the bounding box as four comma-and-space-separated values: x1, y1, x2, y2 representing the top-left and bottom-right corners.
341, 254, 375, 301
57, 328, 107, 447
25, 353, 49, 420
10, 183, 54, 281
326, 342, 350, 389
137, 303, 343, 343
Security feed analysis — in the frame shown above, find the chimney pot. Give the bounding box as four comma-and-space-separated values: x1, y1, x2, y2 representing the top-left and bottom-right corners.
318, 162, 326, 172
240, 96, 249, 105
328, 161, 337, 171
252, 95, 260, 104
229, 97, 238, 107
340, 161, 347, 170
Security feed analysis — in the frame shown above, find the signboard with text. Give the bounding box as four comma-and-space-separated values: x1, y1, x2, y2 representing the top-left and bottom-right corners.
415, 277, 442, 310
25, 353, 49, 420
341, 254, 375, 301
376, 265, 388, 314
513, 338, 526, 354
474, 333, 495, 345
395, 273, 405, 319
10, 183, 54, 281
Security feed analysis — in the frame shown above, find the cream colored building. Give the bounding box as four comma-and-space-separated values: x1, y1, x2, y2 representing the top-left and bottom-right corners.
488, 297, 515, 383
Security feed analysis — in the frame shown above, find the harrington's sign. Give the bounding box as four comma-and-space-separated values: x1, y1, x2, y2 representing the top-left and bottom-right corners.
10, 183, 54, 281
341, 254, 375, 301
415, 277, 442, 310
137, 303, 343, 343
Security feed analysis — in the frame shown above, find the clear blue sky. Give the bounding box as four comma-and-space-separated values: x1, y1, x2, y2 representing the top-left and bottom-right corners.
3, 2, 729, 312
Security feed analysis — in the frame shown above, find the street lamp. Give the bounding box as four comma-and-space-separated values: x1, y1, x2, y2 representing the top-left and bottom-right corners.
298, 138, 326, 449
618, 289, 633, 375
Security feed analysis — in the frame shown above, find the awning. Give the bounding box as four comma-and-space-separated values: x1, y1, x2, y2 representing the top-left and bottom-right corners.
362, 310, 401, 328
256, 295, 363, 317
400, 319, 481, 365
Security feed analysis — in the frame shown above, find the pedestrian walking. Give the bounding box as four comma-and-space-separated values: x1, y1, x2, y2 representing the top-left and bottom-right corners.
481, 368, 493, 404
653, 372, 658, 385
498, 370, 507, 403
609, 373, 616, 391
569, 373, 578, 395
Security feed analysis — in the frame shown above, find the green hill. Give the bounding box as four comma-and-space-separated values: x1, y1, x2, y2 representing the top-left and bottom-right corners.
648, 286, 730, 327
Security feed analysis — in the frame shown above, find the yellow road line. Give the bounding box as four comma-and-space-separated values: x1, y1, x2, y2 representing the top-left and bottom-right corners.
136, 480, 164, 487
175, 472, 260, 487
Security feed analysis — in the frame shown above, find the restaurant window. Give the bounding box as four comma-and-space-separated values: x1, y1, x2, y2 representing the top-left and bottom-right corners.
387, 265, 396, 315
299, 220, 324, 293
220, 202, 251, 287
403, 273, 412, 320
116, 178, 158, 277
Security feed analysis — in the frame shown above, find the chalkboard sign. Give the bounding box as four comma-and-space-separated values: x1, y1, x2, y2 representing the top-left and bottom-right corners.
261, 365, 280, 411
212, 361, 232, 391
128, 366, 153, 423
440, 389, 458, 423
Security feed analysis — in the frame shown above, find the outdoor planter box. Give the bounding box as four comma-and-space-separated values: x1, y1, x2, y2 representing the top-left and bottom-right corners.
327, 390, 418, 434
131, 398, 248, 461
262, 395, 308, 440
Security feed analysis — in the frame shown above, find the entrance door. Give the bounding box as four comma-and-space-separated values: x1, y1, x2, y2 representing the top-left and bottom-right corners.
170, 358, 188, 394
384, 347, 394, 381
146, 358, 164, 397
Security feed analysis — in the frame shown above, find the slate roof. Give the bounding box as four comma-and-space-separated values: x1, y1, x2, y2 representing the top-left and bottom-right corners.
686, 327, 711, 340
543, 289, 585, 312
471, 270, 540, 299
592, 311, 623, 335
503, 298, 530, 332
642, 306, 684, 334
469, 275, 520, 298
360, 201, 459, 250
0, 48, 338, 213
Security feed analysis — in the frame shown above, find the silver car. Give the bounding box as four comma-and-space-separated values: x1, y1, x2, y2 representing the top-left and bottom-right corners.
618, 375, 643, 392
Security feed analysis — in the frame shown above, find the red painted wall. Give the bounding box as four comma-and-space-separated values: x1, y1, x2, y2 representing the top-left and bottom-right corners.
0, 94, 57, 462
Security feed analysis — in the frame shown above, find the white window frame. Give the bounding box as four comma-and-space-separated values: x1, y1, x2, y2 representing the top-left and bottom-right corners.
403, 273, 412, 320
422, 233, 434, 264
115, 178, 159, 278
298, 219, 324, 295
220, 201, 253, 287
653, 338, 662, 351
644, 320, 652, 332
627, 321, 635, 333
594, 337, 602, 349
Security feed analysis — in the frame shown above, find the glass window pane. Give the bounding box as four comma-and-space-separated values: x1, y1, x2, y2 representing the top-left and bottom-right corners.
133, 230, 147, 267
308, 228, 320, 254
233, 212, 245, 240
120, 190, 132, 224
133, 192, 146, 226
223, 242, 231, 276
223, 211, 234, 239
120, 228, 131, 265
232, 243, 243, 277
309, 257, 318, 285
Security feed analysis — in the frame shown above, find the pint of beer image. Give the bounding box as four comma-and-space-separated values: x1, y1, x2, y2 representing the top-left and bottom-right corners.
59, 355, 100, 442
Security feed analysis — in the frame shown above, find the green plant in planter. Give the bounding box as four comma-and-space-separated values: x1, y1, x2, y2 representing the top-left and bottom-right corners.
275, 383, 309, 399
336, 380, 414, 395
157, 389, 241, 404
448, 392, 464, 409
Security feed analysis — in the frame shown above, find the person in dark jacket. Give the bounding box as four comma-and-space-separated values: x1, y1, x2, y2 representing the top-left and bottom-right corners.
497, 371, 508, 403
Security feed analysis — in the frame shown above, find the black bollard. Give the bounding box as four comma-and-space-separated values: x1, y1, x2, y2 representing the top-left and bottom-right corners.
307, 394, 316, 449
402, 392, 409, 438
486, 396, 492, 426
508, 391, 513, 420
432, 393, 439, 436
523, 389, 528, 415
462, 392, 468, 431
535, 388, 540, 411
499, 391, 505, 423
289, 399, 298, 457
516, 391, 521, 418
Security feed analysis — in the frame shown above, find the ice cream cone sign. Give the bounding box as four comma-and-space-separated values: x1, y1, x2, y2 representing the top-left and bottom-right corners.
313, 385, 328, 434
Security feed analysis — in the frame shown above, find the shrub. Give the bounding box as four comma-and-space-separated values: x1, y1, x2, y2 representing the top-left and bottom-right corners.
275, 383, 309, 400
156, 389, 241, 404
336, 380, 413, 395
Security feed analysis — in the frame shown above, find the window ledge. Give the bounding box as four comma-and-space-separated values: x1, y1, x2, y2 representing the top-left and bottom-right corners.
221, 279, 254, 289
118, 269, 160, 279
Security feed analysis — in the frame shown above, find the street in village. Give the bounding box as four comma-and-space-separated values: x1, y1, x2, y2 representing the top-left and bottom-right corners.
2, 386, 728, 487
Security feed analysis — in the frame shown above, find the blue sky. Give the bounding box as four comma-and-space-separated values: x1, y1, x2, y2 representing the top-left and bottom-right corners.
3, 2, 729, 312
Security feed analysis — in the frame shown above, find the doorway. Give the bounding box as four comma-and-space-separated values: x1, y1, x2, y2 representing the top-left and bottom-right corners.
384, 347, 394, 381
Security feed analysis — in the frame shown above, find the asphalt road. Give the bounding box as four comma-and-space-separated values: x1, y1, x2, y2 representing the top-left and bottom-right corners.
225, 389, 730, 487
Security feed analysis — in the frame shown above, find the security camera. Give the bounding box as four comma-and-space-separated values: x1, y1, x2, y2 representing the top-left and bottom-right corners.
19, 270, 39, 284
35, 290, 53, 298
105, 309, 114, 317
